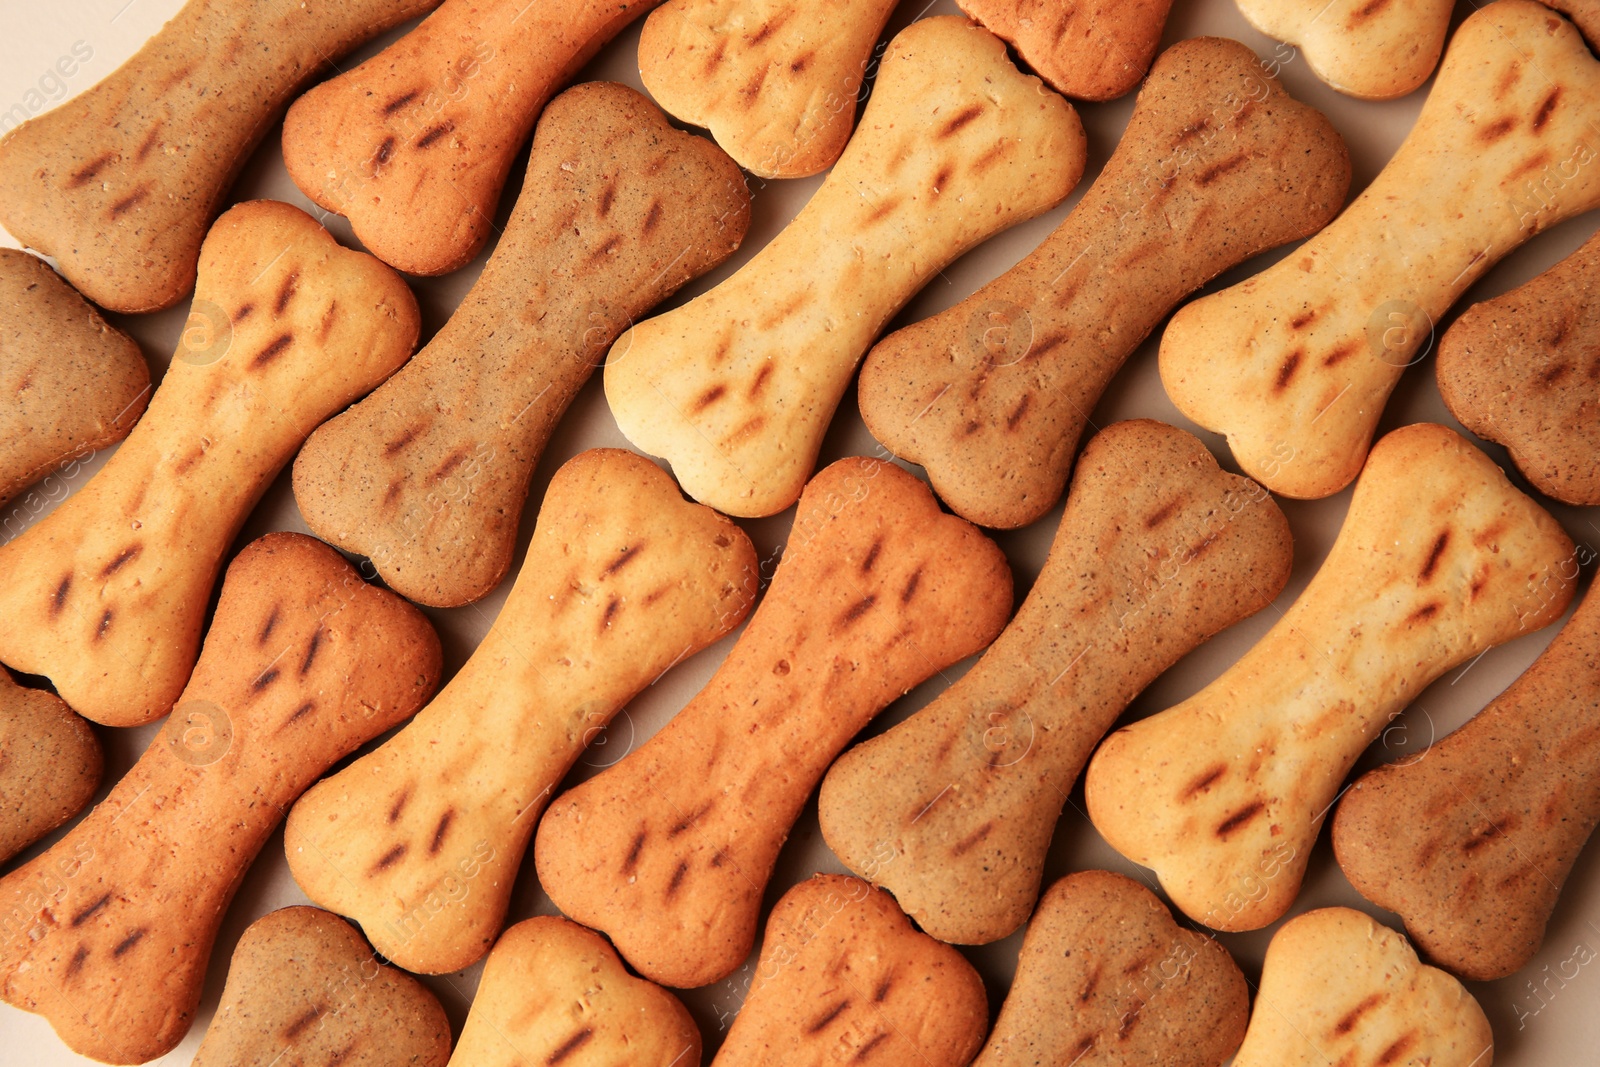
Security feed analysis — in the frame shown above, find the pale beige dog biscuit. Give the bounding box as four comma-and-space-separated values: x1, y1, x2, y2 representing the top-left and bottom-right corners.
0, 533, 440, 1063
0, 670, 101, 865
0, 0, 441, 312
1234, 0, 1453, 99
0, 200, 419, 727
819, 421, 1292, 944
638, 0, 899, 177
294, 82, 750, 608
957, 0, 1174, 100
1161, 0, 1600, 500
536, 458, 1012, 987
606, 16, 1086, 517
287, 449, 756, 974
1086, 424, 1576, 932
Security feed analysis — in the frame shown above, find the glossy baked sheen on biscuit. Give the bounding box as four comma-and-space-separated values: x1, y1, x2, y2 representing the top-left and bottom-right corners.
0, 0, 442, 312
1234, 0, 1453, 100
0, 669, 101, 865
957, 0, 1174, 100
293, 82, 751, 608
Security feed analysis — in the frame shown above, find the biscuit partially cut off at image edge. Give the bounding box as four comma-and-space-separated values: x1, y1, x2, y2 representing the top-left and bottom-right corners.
958, 0, 1174, 101
1233, 0, 1453, 100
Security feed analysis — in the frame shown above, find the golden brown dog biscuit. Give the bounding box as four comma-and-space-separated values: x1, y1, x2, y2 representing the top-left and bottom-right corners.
975, 871, 1250, 1067
957, 0, 1174, 100
0, 249, 147, 512
858, 35, 1349, 529
283, 0, 660, 275
0, 670, 101, 865
1161, 0, 1600, 500
1333, 576, 1600, 981
535, 457, 1012, 988
818, 421, 1292, 944
0, 200, 419, 727
1234, 0, 1453, 99
0, 0, 441, 313
1437, 227, 1600, 505
1230, 908, 1494, 1067
0, 532, 440, 1063
1543, 0, 1600, 46
605, 16, 1086, 517
287, 449, 757, 974
193, 906, 451, 1067
1086, 423, 1576, 932
451, 916, 701, 1067
714, 875, 987, 1067
293, 82, 750, 608
637, 0, 899, 178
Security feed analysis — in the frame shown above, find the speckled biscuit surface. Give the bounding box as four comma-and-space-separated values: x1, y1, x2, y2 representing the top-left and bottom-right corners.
713, 875, 987, 1067
287, 449, 756, 975
0, 0, 441, 313
858, 36, 1348, 529
0, 250, 148, 511
193, 906, 451, 1067
1334, 577, 1600, 981
1234, 0, 1453, 99
0, 670, 101, 865
293, 82, 750, 608
974, 871, 1250, 1067
450, 917, 701, 1067
0, 533, 441, 1064
1437, 226, 1600, 505
1086, 424, 1576, 932
283, 0, 661, 275
819, 421, 1292, 945
535, 458, 1013, 988
957, 0, 1174, 100
0, 200, 419, 727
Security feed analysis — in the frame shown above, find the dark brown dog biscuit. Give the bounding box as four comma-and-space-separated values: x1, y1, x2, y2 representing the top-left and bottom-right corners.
0, 670, 101, 865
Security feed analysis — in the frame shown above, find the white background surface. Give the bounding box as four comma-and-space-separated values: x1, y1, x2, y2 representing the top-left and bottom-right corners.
2, 0, 1599, 1063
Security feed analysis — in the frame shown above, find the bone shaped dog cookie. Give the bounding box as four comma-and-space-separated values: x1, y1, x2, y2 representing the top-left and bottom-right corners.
1230, 908, 1494, 1067
450, 917, 701, 1067
1085, 423, 1576, 932
535, 458, 1012, 987
193, 907, 451, 1067
974, 871, 1250, 1067
638, 0, 899, 178
858, 35, 1349, 529
286, 449, 757, 974
713, 876, 988, 1067
1234, 0, 1453, 100
1161, 0, 1600, 500
0, 0, 440, 313
957, 0, 1174, 101
818, 420, 1293, 945
1438, 226, 1600, 506
0, 200, 419, 727
605, 15, 1087, 518
294, 82, 750, 608
0, 533, 440, 1064
283, 0, 660, 275
1334, 576, 1600, 980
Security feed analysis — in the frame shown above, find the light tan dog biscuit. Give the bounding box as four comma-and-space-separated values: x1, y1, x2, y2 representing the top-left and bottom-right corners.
0, 250, 148, 512
858, 36, 1349, 528
0, 0, 441, 313
283, 0, 660, 275
638, 0, 899, 178
0, 200, 419, 727
0, 670, 101, 865
605, 16, 1086, 518
957, 0, 1174, 101
1438, 227, 1600, 505
1161, 0, 1600, 500
1334, 576, 1600, 981
294, 82, 750, 608
0, 532, 440, 1064
287, 449, 757, 974
714, 875, 987, 1067
975, 871, 1250, 1067
1234, 0, 1453, 100
451, 916, 701, 1067
819, 421, 1292, 944
193, 906, 451, 1067
1230, 908, 1494, 1067
1086, 423, 1576, 932
536, 457, 1013, 987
